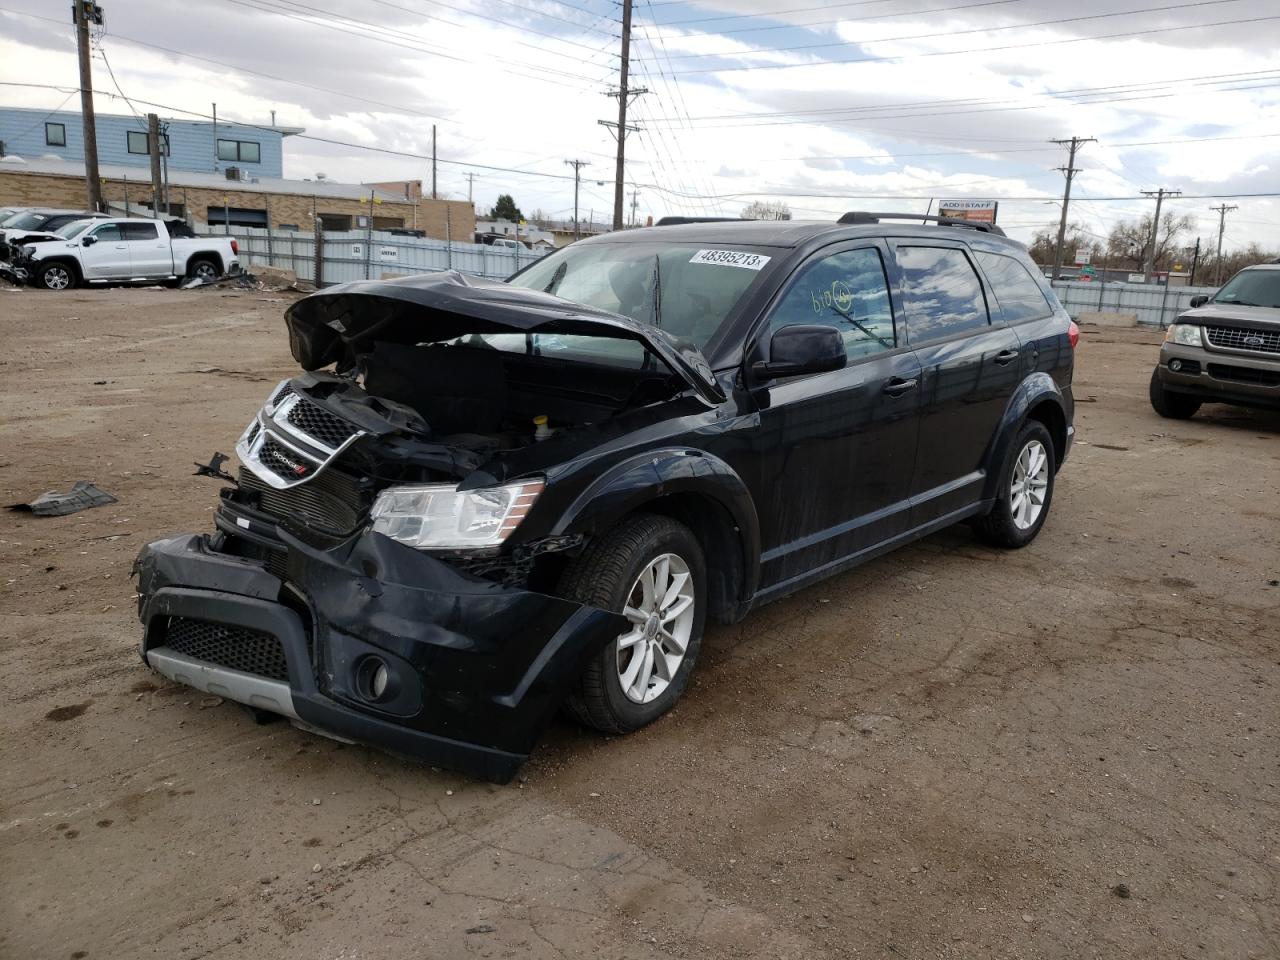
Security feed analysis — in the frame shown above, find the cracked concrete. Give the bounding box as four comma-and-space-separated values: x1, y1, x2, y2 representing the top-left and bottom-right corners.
0, 292, 1277, 959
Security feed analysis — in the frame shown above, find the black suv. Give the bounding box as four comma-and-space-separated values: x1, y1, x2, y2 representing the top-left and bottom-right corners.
135, 213, 1076, 781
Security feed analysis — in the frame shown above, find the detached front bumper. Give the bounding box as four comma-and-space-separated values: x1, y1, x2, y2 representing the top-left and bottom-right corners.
134, 532, 625, 783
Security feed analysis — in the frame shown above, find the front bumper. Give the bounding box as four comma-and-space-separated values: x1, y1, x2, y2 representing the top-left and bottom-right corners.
134, 531, 625, 782
1157, 341, 1280, 409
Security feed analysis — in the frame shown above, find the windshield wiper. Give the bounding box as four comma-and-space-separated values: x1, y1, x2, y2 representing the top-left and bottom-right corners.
1218, 298, 1259, 306
542, 262, 567, 295
650, 254, 663, 330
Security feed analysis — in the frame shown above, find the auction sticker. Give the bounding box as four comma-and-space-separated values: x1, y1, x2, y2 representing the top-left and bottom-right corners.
689, 249, 771, 270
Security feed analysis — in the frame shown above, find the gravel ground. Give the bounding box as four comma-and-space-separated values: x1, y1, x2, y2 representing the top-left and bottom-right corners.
1, 285, 1277, 960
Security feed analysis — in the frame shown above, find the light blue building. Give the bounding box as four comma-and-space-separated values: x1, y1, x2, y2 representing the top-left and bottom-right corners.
0, 107, 301, 179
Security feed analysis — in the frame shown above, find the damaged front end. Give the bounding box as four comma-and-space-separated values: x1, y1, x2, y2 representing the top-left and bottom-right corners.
134, 272, 717, 780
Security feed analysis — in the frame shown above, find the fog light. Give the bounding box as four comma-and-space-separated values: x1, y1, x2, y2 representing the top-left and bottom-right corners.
355, 655, 393, 703
371, 662, 389, 699
1169, 359, 1182, 372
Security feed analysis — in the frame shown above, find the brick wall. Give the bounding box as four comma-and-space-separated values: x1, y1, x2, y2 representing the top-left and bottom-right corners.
0, 170, 475, 241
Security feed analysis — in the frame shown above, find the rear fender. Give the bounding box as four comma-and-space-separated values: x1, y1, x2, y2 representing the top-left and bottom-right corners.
982, 374, 1069, 501
551, 448, 761, 606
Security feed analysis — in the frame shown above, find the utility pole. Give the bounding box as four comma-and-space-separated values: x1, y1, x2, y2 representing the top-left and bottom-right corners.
564, 159, 588, 240
147, 113, 162, 218
1189, 237, 1201, 286
629, 188, 640, 228
431, 124, 437, 200
463, 172, 478, 204
1210, 203, 1237, 285
73, 1, 105, 212
1049, 136, 1094, 281
600, 0, 647, 231
1141, 187, 1182, 277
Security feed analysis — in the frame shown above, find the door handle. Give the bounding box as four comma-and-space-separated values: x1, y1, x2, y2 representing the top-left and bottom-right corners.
993, 349, 1020, 365
882, 377, 918, 397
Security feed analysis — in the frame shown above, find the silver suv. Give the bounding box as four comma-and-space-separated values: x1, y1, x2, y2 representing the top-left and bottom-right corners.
1151, 263, 1280, 418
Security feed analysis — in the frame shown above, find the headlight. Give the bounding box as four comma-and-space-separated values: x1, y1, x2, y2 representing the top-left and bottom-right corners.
370, 478, 544, 550
21, 245, 36, 257
1165, 323, 1202, 346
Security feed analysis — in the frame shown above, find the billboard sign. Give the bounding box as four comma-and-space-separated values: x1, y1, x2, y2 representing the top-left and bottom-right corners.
938, 199, 998, 224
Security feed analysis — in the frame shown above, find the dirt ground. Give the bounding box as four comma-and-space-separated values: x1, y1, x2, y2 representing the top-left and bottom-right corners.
1, 285, 1276, 960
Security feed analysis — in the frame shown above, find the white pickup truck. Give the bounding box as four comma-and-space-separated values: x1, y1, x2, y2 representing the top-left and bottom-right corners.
17, 217, 240, 290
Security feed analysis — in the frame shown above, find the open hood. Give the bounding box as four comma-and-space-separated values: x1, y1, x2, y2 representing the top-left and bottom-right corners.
284, 272, 725, 405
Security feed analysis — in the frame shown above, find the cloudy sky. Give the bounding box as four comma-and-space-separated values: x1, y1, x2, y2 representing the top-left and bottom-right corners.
2, 0, 1278, 251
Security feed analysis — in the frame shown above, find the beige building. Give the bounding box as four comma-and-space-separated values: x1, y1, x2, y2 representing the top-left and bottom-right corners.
0, 158, 474, 241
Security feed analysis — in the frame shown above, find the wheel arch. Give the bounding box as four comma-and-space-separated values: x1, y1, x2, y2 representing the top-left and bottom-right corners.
550, 448, 761, 624
982, 374, 1069, 502
34, 256, 82, 286
187, 251, 225, 274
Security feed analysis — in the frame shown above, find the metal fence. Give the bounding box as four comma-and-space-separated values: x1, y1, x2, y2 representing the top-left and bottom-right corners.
217, 226, 550, 285
1049, 279, 1217, 328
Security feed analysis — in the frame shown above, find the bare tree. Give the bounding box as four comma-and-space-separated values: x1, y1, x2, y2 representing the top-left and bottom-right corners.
1106, 212, 1195, 271
1028, 223, 1100, 268
742, 200, 792, 220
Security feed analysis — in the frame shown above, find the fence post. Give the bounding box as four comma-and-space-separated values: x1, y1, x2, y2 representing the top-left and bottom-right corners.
1157, 277, 1171, 328
264, 197, 274, 269
446, 206, 453, 271
313, 216, 324, 288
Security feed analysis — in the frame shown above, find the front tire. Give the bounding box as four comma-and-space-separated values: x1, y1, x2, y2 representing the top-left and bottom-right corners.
974, 420, 1056, 549
1149, 367, 1201, 419
559, 514, 706, 734
36, 262, 76, 290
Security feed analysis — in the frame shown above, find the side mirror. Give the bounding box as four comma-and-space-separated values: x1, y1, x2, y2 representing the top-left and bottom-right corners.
81, 235, 97, 246
1189, 295, 1208, 308
752, 324, 846, 380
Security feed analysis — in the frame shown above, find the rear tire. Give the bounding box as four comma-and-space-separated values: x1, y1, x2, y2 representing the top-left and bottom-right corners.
559, 514, 706, 735
1149, 367, 1200, 419
36, 262, 76, 290
187, 258, 220, 283
974, 420, 1056, 549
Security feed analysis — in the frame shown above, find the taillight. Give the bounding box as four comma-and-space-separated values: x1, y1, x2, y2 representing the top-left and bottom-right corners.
1068, 321, 1080, 349
230, 239, 239, 254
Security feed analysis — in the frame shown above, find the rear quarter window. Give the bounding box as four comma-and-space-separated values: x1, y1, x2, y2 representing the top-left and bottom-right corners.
975, 251, 1053, 323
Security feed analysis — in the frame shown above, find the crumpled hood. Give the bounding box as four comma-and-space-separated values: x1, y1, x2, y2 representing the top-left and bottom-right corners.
283, 271, 725, 405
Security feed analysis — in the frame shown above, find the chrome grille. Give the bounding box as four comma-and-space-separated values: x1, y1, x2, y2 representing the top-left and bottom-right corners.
258, 433, 320, 483
239, 466, 365, 538
285, 396, 360, 449
161, 616, 288, 681
1204, 325, 1280, 355
270, 381, 295, 407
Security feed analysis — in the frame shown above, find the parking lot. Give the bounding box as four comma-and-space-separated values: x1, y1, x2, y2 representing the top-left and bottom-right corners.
1, 286, 1277, 959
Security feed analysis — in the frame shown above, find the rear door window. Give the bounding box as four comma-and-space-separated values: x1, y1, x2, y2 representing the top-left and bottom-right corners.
895, 245, 989, 342
975, 251, 1053, 323
121, 222, 160, 241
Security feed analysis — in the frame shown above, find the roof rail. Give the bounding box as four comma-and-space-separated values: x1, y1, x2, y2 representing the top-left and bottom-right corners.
837, 211, 1006, 237
654, 216, 750, 226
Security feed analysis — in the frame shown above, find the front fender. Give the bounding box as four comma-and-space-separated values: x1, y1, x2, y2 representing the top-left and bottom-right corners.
982, 373, 1070, 501
551, 447, 762, 604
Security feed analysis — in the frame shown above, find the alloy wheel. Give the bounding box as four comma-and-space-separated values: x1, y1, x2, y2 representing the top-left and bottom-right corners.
1011, 438, 1050, 530
615, 553, 695, 704
193, 262, 218, 282
44, 266, 71, 290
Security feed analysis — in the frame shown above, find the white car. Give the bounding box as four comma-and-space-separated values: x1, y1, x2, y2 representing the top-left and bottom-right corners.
19, 217, 241, 290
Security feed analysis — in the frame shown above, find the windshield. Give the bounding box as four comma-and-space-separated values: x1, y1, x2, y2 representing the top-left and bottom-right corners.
55, 220, 94, 239
4, 212, 54, 230
506, 240, 775, 351
1213, 269, 1280, 309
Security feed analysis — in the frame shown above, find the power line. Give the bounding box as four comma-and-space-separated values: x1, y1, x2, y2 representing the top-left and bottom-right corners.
651, 14, 1280, 76
642, 0, 1248, 61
